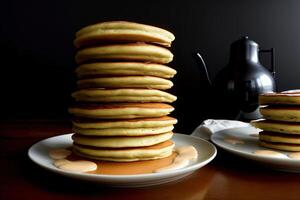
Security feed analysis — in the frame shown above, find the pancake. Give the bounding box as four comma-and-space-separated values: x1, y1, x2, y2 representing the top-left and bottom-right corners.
73, 148, 172, 162
73, 140, 174, 162
73, 125, 174, 136
72, 88, 177, 103
259, 92, 300, 105
72, 116, 177, 129
75, 43, 173, 64
77, 76, 173, 90
259, 131, 300, 144
251, 119, 300, 134
260, 106, 300, 122
68, 103, 174, 119
260, 141, 300, 151
75, 62, 177, 79
72, 131, 173, 148
74, 21, 175, 48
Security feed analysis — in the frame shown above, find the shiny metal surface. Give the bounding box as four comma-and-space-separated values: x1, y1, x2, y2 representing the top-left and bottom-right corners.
197, 36, 276, 120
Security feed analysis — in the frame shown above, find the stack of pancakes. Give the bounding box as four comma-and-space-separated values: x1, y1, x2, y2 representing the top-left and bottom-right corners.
251, 92, 300, 151
68, 21, 177, 162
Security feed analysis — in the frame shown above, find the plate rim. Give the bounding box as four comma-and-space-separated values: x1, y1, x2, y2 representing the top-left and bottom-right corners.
28, 133, 217, 180
211, 127, 300, 163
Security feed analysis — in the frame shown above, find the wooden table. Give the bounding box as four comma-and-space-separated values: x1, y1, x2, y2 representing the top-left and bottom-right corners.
1, 120, 300, 200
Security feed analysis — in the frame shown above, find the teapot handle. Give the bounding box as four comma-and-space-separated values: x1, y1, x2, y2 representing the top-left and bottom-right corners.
259, 48, 275, 78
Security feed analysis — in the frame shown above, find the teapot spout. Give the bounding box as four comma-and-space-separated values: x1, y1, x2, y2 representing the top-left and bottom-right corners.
195, 53, 212, 86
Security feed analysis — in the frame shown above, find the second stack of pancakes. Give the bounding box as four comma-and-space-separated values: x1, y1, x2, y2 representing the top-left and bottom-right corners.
68, 21, 177, 162
251, 91, 300, 151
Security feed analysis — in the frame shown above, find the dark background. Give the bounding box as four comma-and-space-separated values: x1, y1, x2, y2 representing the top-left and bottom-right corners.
1, 0, 300, 133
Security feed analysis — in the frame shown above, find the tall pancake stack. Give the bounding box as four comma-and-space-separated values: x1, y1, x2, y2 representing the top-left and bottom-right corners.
251, 91, 300, 151
68, 21, 177, 162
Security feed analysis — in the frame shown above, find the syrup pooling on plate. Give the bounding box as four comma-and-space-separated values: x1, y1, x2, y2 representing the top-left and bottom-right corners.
49, 149, 72, 159
154, 146, 198, 173
49, 145, 197, 174
89, 153, 176, 175
253, 150, 288, 158
49, 148, 97, 172
49, 148, 175, 174
288, 152, 300, 159
224, 137, 245, 145
53, 159, 71, 167
58, 160, 97, 172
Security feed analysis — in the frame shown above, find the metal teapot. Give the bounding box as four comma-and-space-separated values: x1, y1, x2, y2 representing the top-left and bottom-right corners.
196, 36, 276, 120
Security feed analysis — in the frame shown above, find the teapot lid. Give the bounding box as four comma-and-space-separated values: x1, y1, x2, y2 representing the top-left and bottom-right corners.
229, 36, 259, 63
231, 36, 258, 48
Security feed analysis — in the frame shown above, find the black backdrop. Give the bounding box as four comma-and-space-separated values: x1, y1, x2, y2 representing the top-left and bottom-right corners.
2, 0, 300, 133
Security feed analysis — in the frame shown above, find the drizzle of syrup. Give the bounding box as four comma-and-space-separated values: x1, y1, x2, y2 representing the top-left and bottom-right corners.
50, 145, 198, 175
224, 138, 244, 145
253, 150, 287, 158
67, 152, 177, 175
288, 152, 300, 159
154, 146, 198, 173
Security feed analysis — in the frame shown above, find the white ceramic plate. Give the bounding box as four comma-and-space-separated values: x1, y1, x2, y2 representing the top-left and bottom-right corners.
28, 133, 217, 187
211, 126, 300, 172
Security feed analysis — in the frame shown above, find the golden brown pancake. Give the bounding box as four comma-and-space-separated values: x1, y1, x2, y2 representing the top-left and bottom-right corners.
72, 131, 173, 148
74, 21, 175, 48
72, 116, 177, 129
259, 92, 300, 105
259, 131, 300, 144
75, 43, 173, 64
75, 62, 177, 79
72, 88, 177, 103
260, 140, 300, 151
260, 106, 300, 122
259, 131, 300, 151
77, 76, 173, 90
251, 119, 300, 134
73, 125, 174, 136
68, 103, 174, 119
73, 140, 174, 162
70, 20, 177, 162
